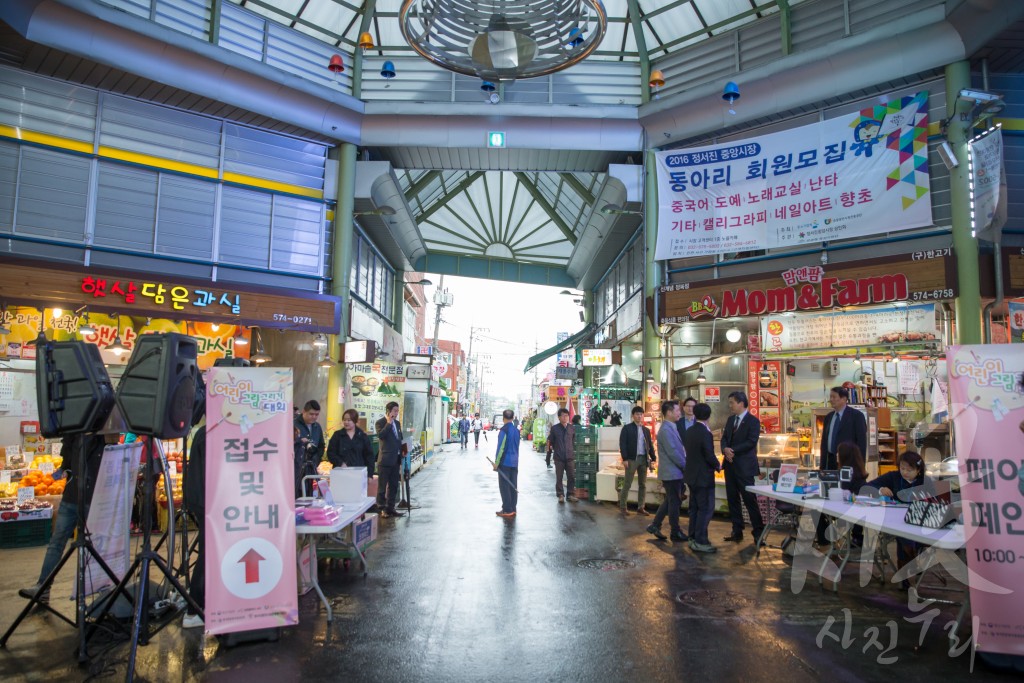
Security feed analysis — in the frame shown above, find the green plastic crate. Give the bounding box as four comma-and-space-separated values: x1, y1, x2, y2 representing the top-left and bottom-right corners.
0, 519, 52, 549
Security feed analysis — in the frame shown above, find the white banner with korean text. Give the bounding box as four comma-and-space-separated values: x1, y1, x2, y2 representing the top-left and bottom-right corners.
760, 303, 938, 352
655, 92, 932, 259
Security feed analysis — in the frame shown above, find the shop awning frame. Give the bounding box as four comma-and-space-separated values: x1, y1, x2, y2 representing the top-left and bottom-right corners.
523, 323, 596, 373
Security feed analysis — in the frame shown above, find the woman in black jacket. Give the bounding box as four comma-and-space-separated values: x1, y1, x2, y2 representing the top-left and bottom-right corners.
326, 408, 376, 478
866, 450, 928, 588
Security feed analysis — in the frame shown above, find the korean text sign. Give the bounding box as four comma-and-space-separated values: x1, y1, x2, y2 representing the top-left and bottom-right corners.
655, 92, 932, 259
206, 367, 297, 635
949, 345, 1024, 656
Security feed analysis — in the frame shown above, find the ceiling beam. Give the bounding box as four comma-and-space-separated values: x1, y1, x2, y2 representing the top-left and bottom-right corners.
404, 169, 442, 204
628, 0, 652, 104
414, 253, 575, 287
512, 172, 578, 246
415, 171, 485, 223
558, 172, 596, 206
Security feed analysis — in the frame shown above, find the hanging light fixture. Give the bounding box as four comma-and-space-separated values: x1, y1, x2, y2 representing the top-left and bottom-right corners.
725, 326, 742, 343
106, 314, 128, 356
358, 32, 375, 51
312, 333, 328, 348
233, 328, 249, 347
250, 329, 272, 364
759, 363, 771, 382
79, 312, 95, 336
646, 366, 655, 384
723, 81, 740, 115
211, 323, 221, 332
318, 355, 337, 368
853, 349, 861, 365
697, 365, 706, 383
649, 69, 665, 99
400, 0, 608, 82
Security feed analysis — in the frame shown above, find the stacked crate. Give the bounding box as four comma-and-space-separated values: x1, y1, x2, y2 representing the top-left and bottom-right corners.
574, 426, 598, 500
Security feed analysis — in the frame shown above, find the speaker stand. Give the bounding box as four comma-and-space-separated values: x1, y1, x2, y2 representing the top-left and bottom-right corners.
86, 438, 203, 683
0, 436, 135, 662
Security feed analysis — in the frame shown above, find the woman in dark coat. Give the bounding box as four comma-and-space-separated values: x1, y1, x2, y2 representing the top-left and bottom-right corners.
326, 408, 376, 478
866, 450, 929, 588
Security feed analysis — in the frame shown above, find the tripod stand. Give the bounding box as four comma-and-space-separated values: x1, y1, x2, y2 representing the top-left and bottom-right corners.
0, 435, 135, 663
86, 437, 203, 683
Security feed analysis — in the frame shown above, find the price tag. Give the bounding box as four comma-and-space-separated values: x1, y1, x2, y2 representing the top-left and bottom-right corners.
39, 462, 54, 475
168, 460, 178, 476
17, 487, 34, 504
5, 445, 20, 457
51, 442, 62, 457
0, 470, 10, 484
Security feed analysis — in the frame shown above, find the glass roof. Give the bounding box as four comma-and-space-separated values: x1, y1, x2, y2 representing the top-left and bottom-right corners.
398, 170, 603, 267
233, 0, 804, 61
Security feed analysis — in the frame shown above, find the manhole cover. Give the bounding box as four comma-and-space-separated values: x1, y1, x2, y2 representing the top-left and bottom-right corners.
576, 558, 636, 570
676, 589, 754, 615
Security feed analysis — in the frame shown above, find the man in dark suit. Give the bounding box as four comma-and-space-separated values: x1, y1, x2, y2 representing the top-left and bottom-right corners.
684, 403, 720, 553
720, 391, 764, 543
816, 386, 867, 544
618, 406, 655, 515
374, 401, 405, 518
819, 386, 867, 470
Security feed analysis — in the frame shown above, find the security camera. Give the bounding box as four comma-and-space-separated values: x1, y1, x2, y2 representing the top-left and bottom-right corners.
959, 89, 1002, 104
936, 140, 959, 171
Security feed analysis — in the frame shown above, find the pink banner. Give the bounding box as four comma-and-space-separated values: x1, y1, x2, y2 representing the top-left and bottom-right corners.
949, 345, 1024, 656
205, 367, 297, 635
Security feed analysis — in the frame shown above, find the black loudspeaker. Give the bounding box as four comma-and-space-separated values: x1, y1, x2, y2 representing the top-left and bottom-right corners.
35, 338, 115, 437
213, 357, 251, 367
115, 333, 198, 439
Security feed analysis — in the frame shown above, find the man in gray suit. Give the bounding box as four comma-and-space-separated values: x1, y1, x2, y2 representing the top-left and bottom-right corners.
646, 400, 688, 543
374, 401, 405, 518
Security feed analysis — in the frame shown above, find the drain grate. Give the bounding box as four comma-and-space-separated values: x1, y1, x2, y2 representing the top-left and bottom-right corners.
576, 558, 636, 570
676, 589, 754, 615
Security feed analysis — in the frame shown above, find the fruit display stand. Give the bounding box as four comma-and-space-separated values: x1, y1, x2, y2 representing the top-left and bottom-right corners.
0, 498, 54, 548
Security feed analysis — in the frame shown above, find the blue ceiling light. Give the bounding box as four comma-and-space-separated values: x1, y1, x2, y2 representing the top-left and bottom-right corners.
723, 81, 740, 115
481, 80, 496, 93
381, 61, 396, 79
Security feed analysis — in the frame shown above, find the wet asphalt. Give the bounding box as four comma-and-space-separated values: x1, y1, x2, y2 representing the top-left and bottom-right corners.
0, 440, 1011, 682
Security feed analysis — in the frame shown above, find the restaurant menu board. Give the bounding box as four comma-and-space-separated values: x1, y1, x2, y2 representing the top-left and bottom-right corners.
749, 360, 782, 433
346, 362, 405, 434
761, 303, 937, 352
949, 344, 1024, 657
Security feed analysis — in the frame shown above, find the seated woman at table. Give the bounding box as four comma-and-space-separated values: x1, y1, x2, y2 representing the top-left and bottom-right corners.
866, 450, 928, 589
837, 443, 868, 547
326, 408, 376, 479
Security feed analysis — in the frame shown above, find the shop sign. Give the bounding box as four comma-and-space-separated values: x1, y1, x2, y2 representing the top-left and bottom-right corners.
556, 332, 574, 367
761, 303, 938, 352
0, 258, 339, 333
1007, 251, 1024, 297
346, 363, 406, 433
580, 349, 613, 366
949, 345, 1024, 657
406, 365, 431, 379
205, 366, 297, 635
655, 92, 931, 259
431, 358, 449, 378
547, 386, 571, 402
704, 386, 720, 403
1009, 300, 1024, 344
555, 367, 578, 380
0, 307, 249, 368
660, 250, 955, 324
747, 360, 782, 433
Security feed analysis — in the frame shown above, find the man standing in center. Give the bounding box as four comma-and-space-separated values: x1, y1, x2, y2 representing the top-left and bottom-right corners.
721, 391, 764, 544
458, 414, 470, 450
816, 385, 867, 544
375, 401, 405, 518
677, 396, 698, 435
618, 406, 655, 516
493, 409, 521, 518
646, 400, 688, 542
547, 407, 578, 503
684, 402, 720, 553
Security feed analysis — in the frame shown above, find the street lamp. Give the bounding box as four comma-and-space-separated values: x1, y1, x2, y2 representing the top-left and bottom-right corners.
600, 203, 644, 216
354, 205, 396, 217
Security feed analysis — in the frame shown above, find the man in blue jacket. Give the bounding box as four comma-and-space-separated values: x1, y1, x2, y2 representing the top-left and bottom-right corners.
493, 409, 521, 518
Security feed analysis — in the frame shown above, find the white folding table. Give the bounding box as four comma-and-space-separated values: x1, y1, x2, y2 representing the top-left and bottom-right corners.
295, 496, 375, 623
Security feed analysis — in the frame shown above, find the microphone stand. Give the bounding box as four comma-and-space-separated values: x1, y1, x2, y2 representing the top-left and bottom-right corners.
0, 434, 134, 662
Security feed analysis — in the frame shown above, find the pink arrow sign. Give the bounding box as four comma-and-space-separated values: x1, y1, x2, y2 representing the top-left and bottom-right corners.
239, 548, 266, 584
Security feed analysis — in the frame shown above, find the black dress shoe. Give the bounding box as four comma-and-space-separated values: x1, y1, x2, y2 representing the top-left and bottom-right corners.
723, 533, 744, 542
646, 524, 667, 541
670, 531, 689, 542
385, 509, 405, 518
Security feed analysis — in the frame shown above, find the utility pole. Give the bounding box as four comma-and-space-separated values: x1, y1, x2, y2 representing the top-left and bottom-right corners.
464, 326, 488, 415
429, 275, 451, 438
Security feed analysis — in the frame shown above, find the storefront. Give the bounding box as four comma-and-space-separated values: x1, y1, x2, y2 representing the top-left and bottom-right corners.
659, 249, 959, 482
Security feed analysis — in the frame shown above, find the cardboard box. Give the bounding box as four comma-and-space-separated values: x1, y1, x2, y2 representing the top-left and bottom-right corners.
338, 513, 378, 551
329, 467, 367, 504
